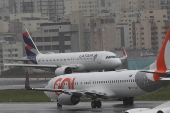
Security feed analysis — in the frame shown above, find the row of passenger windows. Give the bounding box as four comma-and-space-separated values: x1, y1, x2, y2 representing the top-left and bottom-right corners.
38, 58, 94, 62
56, 79, 138, 86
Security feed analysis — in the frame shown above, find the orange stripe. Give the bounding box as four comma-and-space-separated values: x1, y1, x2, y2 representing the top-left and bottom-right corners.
54, 78, 62, 96
71, 78, 76, 89
154, 28, 170, 81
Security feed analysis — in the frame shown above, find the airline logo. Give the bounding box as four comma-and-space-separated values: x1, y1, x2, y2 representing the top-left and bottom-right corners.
106, 56, 115, 59
94, 54, 98, 60
54, 77, 76, 95
79, 54, 98, 60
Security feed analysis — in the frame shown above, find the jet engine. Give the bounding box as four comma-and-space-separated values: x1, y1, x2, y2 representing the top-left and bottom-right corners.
124, 108, 151, 113
55, 66, 72, 76
58, 94, 80, 105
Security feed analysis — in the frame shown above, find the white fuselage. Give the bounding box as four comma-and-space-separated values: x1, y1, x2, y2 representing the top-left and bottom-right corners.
44, 70, 169, 100
35, 51, 121, 71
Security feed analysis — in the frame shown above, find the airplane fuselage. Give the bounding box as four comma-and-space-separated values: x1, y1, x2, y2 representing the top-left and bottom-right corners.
35, 51, 121, 71
44, 70, 170, 100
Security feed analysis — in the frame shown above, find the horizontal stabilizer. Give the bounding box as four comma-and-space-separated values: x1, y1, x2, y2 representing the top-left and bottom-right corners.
140, 70, 170, 75
160, 77, 170, 80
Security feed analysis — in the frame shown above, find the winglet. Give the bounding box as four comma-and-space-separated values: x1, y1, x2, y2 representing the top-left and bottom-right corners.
120, 47, 127, 61
25, 72, 31, 90
122, 47, 127, 57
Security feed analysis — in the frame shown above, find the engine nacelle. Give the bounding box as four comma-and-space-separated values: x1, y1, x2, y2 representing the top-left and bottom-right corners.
157, 107, 170, 113
55, 66, 72, 76
58, 94, 80, 105
124, 108, 151, 113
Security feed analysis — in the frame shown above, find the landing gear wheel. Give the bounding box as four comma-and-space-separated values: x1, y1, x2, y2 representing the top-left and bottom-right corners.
128, 97, 134, 105
123, 98, 128, 105
96, 101, 102, 108
123, 97, 134, 105
57, 103, 62, 108
91, 101, 97, 108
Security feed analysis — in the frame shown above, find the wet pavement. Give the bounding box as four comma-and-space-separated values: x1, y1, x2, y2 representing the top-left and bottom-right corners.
0, 101, 165, 113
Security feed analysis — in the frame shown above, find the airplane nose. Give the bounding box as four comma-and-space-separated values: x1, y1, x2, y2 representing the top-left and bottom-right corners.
114, 58, 122, 67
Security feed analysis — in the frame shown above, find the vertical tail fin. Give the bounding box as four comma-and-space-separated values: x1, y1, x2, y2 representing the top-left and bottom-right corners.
23, 29, 41, 64
147, 28, 170, 80
120, 47, 127, 60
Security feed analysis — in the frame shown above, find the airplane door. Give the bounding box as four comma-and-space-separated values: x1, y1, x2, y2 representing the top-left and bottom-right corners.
144, 75, 149, 87
96, 54, 101, 64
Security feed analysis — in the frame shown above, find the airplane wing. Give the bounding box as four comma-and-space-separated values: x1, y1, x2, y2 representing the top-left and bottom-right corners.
154, 101, 170, 109
25, 74, 108, 99
3, 63, 78, 69
27, 87, 108, 99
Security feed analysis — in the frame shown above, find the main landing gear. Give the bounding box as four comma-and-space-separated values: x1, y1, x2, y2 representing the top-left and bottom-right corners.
57, 100, 62, 108
91, 100, 102, 108
123, 97, 134, 105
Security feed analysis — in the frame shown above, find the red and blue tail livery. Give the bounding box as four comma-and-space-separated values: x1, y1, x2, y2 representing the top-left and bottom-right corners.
23, 29, 40, 64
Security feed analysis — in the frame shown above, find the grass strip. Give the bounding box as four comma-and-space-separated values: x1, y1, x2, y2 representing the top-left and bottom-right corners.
0, 89, 51, 102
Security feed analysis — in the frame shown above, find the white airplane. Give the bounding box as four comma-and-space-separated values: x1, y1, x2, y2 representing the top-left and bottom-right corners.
4, 29, 126, 76
125, 101, 170, 113
25, 28, 170, 108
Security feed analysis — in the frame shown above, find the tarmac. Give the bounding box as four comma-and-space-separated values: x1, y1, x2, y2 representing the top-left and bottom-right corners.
0, 101, 166, 113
